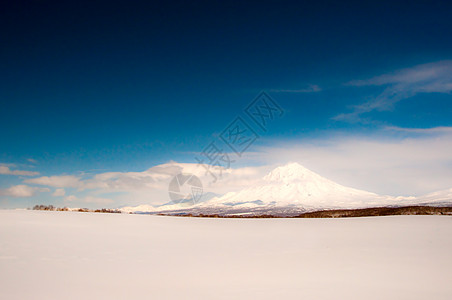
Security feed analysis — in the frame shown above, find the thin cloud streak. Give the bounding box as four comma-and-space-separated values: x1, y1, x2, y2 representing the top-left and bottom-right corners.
385, 126, 452, 134
0, 166, 39, 176
0, 185, 49, 198
335, 60, 452, 122
270, 84, 321, 93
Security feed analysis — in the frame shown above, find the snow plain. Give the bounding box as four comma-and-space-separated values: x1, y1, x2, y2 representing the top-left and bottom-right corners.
1, 210, 452, 300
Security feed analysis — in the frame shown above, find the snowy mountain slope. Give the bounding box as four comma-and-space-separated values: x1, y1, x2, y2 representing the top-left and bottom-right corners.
121, 192, 219, 213
415, 188, 452, 206
121, 162, 452, 214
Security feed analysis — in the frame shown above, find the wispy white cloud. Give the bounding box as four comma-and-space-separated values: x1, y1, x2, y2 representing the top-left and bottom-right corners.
25, 175, 81, 188
334, 60, 452, 122
64, 195, 113, 205
0, 185, 49, 198
84, 196, 114, 204
0, 165, 39, 176
52, 188, 66, 197
22, 162, 271, 207
64, 195, 78, 202
270, 84, 321, 93
27, 158, 38, 164
79, 162, 271, 207
384, 126, 452, 134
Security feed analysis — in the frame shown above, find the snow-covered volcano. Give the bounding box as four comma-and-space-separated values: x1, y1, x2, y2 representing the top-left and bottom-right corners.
121, 162, 452, 215
201, 162, 385, 210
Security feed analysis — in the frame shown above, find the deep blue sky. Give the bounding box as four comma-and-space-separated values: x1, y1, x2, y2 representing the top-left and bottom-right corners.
1, 0, 452, 176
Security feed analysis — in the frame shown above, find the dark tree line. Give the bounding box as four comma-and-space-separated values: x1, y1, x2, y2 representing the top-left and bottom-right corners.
32, 205, 121, 214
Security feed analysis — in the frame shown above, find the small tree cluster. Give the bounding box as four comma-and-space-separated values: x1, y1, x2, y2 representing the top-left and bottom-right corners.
33, 204, 55, 211
94, 208, 121, 213
32, 205, 70, 211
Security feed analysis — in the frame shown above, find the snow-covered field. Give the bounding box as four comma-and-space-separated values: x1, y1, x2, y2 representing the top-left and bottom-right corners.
1, 210, 452, 299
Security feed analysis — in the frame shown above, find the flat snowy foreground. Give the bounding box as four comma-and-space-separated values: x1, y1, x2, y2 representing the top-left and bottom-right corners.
1, 210, 452, 300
